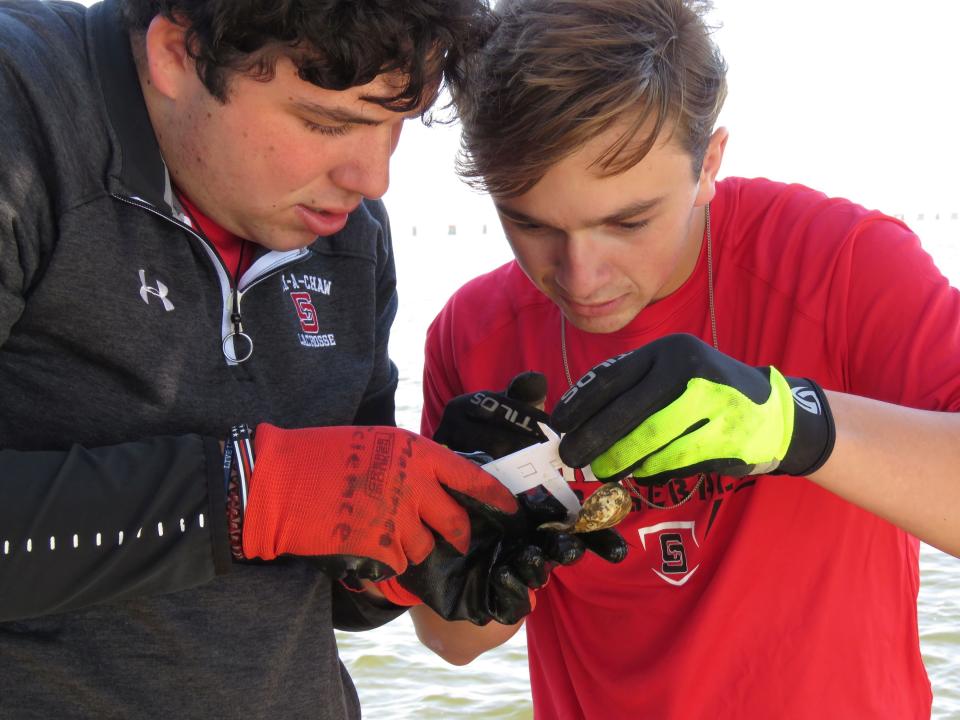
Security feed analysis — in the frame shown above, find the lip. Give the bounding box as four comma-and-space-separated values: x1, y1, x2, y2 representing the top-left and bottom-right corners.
294, 204, 354, 237
561, 295, 624, 319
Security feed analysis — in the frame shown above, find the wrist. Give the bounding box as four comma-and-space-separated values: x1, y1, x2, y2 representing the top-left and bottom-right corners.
223, 423, 255, 560
778, 376, 836, 476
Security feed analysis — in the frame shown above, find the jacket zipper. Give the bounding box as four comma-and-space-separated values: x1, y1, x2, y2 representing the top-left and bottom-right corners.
111, 193, 312, 365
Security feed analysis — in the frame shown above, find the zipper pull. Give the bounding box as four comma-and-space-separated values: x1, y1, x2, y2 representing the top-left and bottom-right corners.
222, 287, 254, 363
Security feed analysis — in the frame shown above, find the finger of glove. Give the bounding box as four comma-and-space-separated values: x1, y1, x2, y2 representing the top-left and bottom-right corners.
506, 371, 548, 407
509, 545, 549, 588
551, 342, 663, 434
553, 347, 682, 469
444, 485, 529, 542
490, 565, 535, 625
586, 383, 716, 480
426, 444, 519, 514
516, 488, 569, 525
535, 529, 586, 566
376, 576, 422, 606
395, 517, 444, 567
579, 529, 629, 564
416, 461, 521, 556
595, 378, 784, 481
411, 479, 475, 556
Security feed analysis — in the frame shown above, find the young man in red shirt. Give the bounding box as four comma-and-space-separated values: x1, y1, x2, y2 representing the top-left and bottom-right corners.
413, 0, 960, 717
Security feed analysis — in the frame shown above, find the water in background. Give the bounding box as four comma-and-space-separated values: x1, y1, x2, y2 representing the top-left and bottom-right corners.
337, 213, 960, 719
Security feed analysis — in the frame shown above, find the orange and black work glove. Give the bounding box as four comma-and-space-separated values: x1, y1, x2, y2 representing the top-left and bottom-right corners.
551, 333, 836, 485
432, 372, 628, 569
241, 424, 518, 584
378, 480, 626, 625
376, 484, 629, 626
375, 489, 541, 625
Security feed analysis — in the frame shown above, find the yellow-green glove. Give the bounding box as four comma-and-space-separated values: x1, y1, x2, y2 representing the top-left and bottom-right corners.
551, 334, 835, 484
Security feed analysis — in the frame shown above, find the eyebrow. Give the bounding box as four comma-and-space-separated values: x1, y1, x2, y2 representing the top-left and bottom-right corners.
496, 196, 665, 228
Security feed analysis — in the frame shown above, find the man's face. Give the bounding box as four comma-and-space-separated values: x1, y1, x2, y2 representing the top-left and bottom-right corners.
494, 126, 725, 334
158, 55, 421, 251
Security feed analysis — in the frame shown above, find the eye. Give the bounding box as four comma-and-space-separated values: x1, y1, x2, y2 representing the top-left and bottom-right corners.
507, 218, 547, 233
303, 119, 350, 137
613, 219, 649, 232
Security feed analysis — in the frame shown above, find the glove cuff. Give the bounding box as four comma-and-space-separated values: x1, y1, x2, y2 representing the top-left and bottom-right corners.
223, 423, 255, 560
777, 377, 836, 476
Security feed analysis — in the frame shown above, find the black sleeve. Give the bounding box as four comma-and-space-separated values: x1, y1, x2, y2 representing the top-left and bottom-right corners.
329, 580, 407, 632
0, 16, 230, 623
0, 434, 230, 622
352, 373, 398, 426
351, 199, 399, 427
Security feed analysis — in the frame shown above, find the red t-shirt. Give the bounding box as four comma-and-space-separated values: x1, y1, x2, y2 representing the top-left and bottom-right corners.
422, 177, 960, 719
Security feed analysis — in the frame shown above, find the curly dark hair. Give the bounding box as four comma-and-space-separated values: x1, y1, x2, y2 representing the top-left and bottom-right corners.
121, 0, 493, 109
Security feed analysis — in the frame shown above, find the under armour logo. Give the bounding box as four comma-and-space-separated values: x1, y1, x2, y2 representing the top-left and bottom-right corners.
791, 386, 822, 415
138, 269, 175, 312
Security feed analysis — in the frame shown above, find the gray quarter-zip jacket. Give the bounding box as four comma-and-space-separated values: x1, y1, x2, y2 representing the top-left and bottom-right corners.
0, 0, 403, 716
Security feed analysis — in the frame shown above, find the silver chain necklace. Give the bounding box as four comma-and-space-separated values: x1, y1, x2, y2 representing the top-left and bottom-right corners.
560, 203, 717, 510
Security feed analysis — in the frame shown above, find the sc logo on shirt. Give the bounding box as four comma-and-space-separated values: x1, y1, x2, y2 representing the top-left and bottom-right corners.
286, 289, 336, 349
290, 291, 319, 333
635, 521, 701, 587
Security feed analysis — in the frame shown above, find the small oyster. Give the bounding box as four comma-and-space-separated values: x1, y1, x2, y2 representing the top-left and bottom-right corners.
539, 482, 632, 533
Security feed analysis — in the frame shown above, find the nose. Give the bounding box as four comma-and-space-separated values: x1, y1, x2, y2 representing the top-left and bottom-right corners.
554, 232, 609, 301
330, 121, 403, 201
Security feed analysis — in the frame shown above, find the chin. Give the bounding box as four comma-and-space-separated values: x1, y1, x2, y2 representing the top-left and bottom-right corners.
565, 313, 634, 335
250, 229, 318, 252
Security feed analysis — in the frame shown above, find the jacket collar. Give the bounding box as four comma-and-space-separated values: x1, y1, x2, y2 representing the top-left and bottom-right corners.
89, 0, 173, 211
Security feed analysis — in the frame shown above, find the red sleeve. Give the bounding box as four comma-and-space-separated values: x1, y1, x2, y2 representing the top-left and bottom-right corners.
826, 216, 960, 411
420, 302, 465, 438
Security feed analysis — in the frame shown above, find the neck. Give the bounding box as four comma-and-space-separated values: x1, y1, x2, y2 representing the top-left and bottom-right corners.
131, 34, 195, 210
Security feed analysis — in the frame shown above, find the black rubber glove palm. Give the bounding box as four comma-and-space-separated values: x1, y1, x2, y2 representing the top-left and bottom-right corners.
382, 487, 544, 625
385, 487, 624, 625
406, 483, 625, 622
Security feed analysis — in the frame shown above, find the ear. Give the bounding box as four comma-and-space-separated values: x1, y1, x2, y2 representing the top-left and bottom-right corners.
142, 15, 193, 101
693, 127, 729, 207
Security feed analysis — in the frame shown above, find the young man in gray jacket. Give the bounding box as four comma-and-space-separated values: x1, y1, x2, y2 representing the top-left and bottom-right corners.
0, 1, 625, 716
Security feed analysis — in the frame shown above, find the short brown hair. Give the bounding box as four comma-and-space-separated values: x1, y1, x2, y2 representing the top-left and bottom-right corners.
455, 0, 727, 196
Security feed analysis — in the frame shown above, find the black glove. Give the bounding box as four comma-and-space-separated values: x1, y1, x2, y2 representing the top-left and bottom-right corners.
551, 333, 836, 485
377, 486, 540, 625
381, 486, 626, 625
433, 371, 551, 459
432, 373, 629, 583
